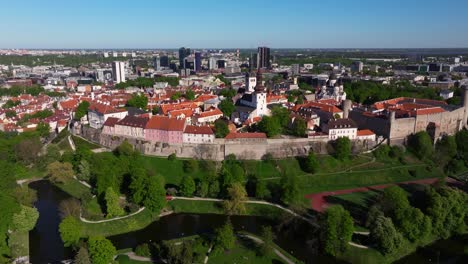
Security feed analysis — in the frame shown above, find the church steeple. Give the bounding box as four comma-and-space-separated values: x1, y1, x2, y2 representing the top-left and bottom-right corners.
255, 68, 265, 93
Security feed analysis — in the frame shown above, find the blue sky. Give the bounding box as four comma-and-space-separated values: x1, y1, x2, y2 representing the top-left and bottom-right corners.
0, 0, 467, 49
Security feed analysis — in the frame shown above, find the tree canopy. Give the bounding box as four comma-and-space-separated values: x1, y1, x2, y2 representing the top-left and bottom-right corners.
87, 236, 116, 264
320, 205, 355, 257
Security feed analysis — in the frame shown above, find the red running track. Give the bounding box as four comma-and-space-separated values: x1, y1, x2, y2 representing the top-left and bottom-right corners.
304, 177, 457, 213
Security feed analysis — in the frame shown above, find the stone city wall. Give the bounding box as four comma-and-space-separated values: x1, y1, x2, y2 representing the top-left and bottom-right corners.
78, 126, 375, 160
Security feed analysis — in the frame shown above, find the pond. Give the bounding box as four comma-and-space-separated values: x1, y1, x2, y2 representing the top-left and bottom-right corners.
28, 180, 467, 264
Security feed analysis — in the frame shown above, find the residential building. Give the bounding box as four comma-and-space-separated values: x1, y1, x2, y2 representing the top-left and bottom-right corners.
183, 125, 215, 144
113, 115, 148, 139
323, 118, 358, 140
145, 115, 186, 144
87, 103, 128, 129
112, 61, 126, 84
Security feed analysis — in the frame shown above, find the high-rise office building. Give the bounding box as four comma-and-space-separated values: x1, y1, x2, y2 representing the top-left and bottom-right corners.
195, 52, 202, 72
217, 60, 226, 69
112, 61, 126, 83
350, 61, 364, 73
179, 47, 191, 69
250, 53, 258, 70
257, 47, 271, 69
160, 56, 169, 67
153, 56, 161, 71
209, 57, 218, 70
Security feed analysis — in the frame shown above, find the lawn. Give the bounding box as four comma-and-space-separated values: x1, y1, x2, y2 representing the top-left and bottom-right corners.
138, 156, 209, 185
55, 178, 92, 200
71, 135, 101, 150
79, 208, 159, 237
207, 236, 286, 264
115, 255, 152, 264
168, 200, 287, 219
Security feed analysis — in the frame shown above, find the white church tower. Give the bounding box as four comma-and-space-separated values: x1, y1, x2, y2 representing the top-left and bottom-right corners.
254, 69, 267, 116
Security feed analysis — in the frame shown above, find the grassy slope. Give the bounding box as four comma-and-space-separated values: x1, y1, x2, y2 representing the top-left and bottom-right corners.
115, 255, 152, 264
71, 135, 101, 150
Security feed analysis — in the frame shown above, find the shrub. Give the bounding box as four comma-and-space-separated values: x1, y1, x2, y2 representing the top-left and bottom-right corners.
135, 243, 151, 257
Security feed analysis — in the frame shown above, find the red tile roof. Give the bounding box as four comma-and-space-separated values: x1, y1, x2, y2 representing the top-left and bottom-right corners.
225, 132, 267, 139
357, 129, 375, 136
184, 125, 214, 135
88, 102, 126, 115
197, 108, 223, 118
116, 116, 149, 128
103, 117, 120, 127
145, 116, 185, 131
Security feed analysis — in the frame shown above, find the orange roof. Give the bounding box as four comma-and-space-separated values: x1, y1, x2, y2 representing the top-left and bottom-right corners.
59, 99, 79, 110
160, 102, 198, 115
197, 108, 223, 118
266, 94, 287, 103
194, 94, 217, 103
88, 102, 126, 115
357, 129, 375, 136
225, 132, 267, 139
415, 107, 445, 115
169, 108, 193, 118
145, 116, 185, 131
293, 102, 342, 114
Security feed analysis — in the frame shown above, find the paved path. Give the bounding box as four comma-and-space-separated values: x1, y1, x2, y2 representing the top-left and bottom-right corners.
119, 252, 152, 262
68, 135, 76, 152
239, 234, 296, 264
305, 177, 456, 212
80, 207, 146, 223
349, 241, 369, 249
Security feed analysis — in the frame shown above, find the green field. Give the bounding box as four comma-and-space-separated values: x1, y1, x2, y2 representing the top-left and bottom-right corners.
168, 200, 287, 219
79, 208, 159, 237
207, 236, 287, 264
71, 135, 101, 150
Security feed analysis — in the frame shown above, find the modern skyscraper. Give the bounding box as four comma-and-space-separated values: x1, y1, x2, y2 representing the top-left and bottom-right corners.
257, 47, 271, 69
153, 56, 161, 71
209, 57, 218, 70
112, 61, 126, 83
160, 55, 169, 67
179, 47, 191, 69
194, 52, 202, 72
350, 61, 364, 73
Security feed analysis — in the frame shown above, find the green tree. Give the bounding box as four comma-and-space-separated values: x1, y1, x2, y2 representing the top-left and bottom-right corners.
215, 219, 236, 251
395, 207, 432, 242
407, 131, 434, 160
36, 122, 50, 137
144, 175, 166, 212
180, 175, 196, 197
258, 116, 281, 138
370, 215, 403, 255
334, 137, 352, 160
259, 226, 276, 257
87, 236, 116, 264
183, 159, 198, 173
74, 247, 91, 264
304, 151, 319, 173
426, 186, 467, 239
380, 186, 410, 217
10, 205, 39, 232
292, 117, 307, 137
196, 181, 209, 197
47, 161, 74, 183
77, 159, 91, 182
223, 183, 247, 215
280, 173, 300, 205
5, 110, 16, 118
320, 205, 355, 257
74, 101, 90, 120
126, 94, 148, 109
185, 89, 196, 100
129, 167, 148, 204
214, 119, 229, 138
219, 99, 235, 118
104, 187, 124, 218
59, 216, 82, 247
170, 92, 182, 101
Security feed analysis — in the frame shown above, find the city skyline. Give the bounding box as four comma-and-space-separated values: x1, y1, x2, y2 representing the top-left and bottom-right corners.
1, 0, 468, 49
